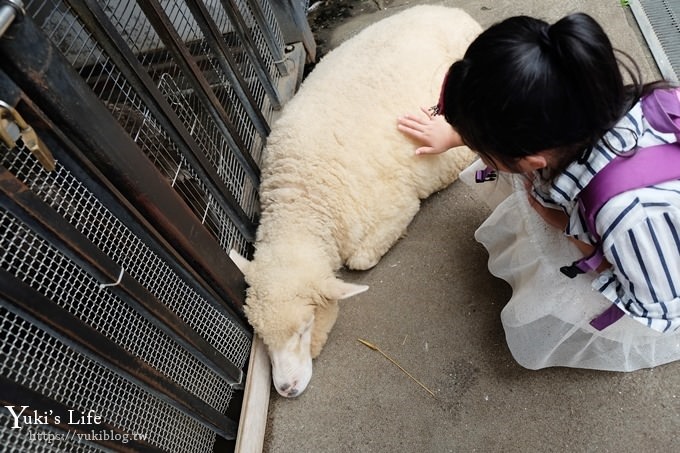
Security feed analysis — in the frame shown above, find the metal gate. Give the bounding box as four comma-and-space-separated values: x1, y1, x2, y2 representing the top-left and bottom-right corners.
0, 0, 311, 451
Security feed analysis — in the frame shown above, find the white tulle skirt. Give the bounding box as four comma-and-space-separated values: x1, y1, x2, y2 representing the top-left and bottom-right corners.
460, 160, 680, 371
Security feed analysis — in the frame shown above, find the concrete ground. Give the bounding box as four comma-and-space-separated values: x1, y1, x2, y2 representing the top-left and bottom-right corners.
264, 1, 679, 452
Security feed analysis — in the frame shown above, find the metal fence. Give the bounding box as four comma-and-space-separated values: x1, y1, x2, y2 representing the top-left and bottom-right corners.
0, 0, 310, 451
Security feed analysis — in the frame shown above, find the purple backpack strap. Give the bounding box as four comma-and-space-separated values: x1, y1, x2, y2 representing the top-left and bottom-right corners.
559, 143, 680, 278
475, 166, 497, 183
578, 142, 680, 241
578, 87, 680, 246
590, 305, 626, 330
561, 87, 680, 330
641, 87, 680, 140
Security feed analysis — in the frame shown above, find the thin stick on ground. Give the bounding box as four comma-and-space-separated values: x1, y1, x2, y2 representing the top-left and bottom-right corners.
357, 338, 436, 398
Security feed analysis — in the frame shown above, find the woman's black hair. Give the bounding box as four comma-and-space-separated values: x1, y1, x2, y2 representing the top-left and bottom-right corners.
442, 13, 667, 173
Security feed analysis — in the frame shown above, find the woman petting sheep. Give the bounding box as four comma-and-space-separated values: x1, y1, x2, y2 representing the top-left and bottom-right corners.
398, 13, 680, 371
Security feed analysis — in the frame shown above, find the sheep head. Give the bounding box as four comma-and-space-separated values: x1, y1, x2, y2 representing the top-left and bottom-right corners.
230, 250, 368, 397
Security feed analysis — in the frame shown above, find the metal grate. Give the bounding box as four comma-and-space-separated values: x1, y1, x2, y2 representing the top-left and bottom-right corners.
24, 0, 286, 253
0, 307, 216, 452
1, 414, 102, 452
234, 0, 285, 81
1, 144, 252, 372
0, 208, 234, 410
630, 0, 680, 82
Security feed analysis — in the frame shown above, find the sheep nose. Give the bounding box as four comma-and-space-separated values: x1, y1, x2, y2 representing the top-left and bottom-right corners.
279, 382, 299, 397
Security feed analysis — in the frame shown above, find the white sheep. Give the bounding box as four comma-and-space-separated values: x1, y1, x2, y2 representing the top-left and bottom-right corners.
231, 5, 480, 397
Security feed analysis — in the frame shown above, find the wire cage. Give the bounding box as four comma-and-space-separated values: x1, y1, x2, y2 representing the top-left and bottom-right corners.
0, 0, 311, 451
31, 0, 282, 256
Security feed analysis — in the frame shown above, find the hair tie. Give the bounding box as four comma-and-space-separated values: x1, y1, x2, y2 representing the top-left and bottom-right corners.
433, 71, 450, 115
434, 59, 470, 116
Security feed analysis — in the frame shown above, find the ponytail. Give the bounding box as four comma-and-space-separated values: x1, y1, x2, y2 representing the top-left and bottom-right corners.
441, 13, 667, 172
548, 14, 625, 125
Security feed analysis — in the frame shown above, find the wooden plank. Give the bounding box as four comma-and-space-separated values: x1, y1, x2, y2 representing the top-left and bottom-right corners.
235, 336, 271, 453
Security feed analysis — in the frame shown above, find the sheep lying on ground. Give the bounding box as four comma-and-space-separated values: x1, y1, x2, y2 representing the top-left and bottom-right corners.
231, 5, 480, 397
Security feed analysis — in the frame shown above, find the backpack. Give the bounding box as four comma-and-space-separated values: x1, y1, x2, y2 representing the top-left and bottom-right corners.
562, 87, 680, 329
476, 87, 680, 330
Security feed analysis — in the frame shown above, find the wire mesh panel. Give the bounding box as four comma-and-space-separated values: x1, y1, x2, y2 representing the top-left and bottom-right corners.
203, 1, 274, 117
24, 0, 287, 256
1, 144, 250, 398
1, 413, 103, 452
98, 0, 263, 222
0, 128, 246, 450
0, 0, 307, 451
0, 306, 217, 452
630, 0, 680, 83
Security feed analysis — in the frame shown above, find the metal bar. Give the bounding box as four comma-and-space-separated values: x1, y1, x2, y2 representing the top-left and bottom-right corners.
136, 0, 262, 186
219, 0, 282, 107
68, 0, 257, 244
0, 376, 161, 452
0, 15, 248, 324
277, 0, 316, 62
0, 270, 239, 439
0, 65, 20, 103
242, 0, 288, 75
0, 166, 244, 386
0, 0, 23, 39
184, 0, 270, 136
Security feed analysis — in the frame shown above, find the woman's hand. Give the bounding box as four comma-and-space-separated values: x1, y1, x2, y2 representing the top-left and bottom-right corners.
397, 107, 463, 155
524, 177, 568, 230
526, 193, 569, 230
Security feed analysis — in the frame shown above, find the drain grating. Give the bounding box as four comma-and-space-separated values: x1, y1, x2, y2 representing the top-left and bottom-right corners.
630, 0, 680, 82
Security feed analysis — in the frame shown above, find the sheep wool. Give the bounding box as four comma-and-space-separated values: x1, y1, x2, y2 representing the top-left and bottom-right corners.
234, 5, 481, 397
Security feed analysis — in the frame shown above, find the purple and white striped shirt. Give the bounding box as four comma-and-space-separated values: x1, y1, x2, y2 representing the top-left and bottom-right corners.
532, 100, 680, 333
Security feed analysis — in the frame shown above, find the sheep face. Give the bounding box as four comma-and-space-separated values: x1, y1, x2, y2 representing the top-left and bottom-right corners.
230, 250, 368, 397
255, 301, 315, 398
245, 280, 367, 397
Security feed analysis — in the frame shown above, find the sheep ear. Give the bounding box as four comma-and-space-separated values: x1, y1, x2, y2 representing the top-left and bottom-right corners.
229, 249, 251, 276
322, 278, 369, 301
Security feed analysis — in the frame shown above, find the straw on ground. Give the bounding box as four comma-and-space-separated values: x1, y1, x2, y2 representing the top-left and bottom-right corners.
358, 338, 436, 398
